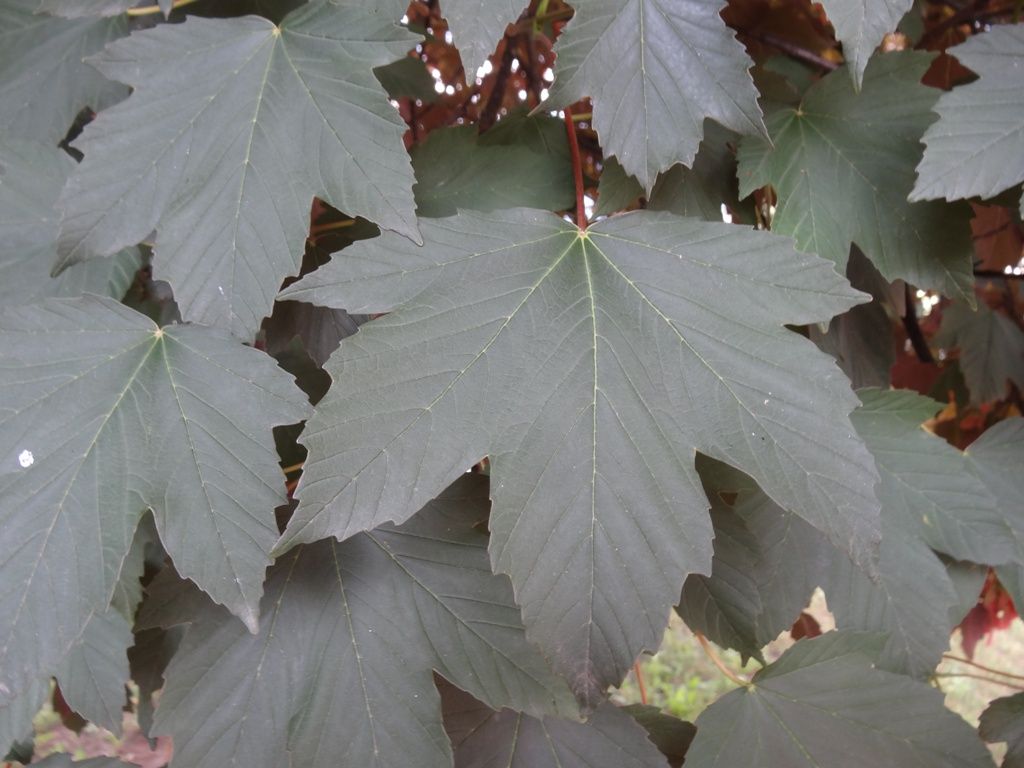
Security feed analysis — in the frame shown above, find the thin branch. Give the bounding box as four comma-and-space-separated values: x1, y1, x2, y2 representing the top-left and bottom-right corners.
975, 270, 1024, 280
564, 108, 587, 229
745, 31, 839, 71
478, 39, 514, 132
126, 0, 199, 16
695, 632, 750, 688
933, 671, 1024, 690
902, 283, 935, 364
281, 462, 304, 475
943, 654, 1024, 681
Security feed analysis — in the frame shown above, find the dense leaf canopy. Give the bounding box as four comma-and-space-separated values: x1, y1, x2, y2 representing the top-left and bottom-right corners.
1, 0, 1022, 765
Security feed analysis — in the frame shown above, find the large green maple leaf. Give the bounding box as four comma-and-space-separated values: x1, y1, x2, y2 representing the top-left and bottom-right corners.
684, 632, 994, 768
55, 1, 421, 340
738, 51, 975, 303
150, 477, 575, 768
0, 0, 127, 144
546, 0, 765, 191
937, 301, 1024, 405
911, 26, 1024, 208
0, 138, 140, 310
276, 208, 880, 705
0, 296, 309, 702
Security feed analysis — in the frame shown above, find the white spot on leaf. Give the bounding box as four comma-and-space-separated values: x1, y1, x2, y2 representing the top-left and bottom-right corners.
18, 449, 33, 468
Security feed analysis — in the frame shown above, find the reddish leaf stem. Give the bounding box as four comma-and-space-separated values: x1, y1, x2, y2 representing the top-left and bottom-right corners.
633, 661, 648, 705
695, 632, 750, 688
564, 108, 587, 229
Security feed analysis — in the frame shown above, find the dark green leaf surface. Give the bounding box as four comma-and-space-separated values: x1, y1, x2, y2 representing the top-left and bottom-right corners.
937, 302, 1024, 404
911, 26, 1024, 205
851, 388, 1011, 565
685, 631, 995, 768
0, 678, 47, 754
128, 625, 184, 737
0, 296, 309, 701
679, 459, 829, 660
622, 705, 695, 768
55, 609, 131, 734
412, 119, 573, 218
818, 0, 914, 86
809, 250, 896, 389
547, 0, 765, 191
36, 1, 139, 16
964, 418, 1024, 611
596, 124, 746, 221
0, 0, 127, 144
824, 526, 957, 677
440, 680, 669, 768
154, 477, 575, 768
56, 2, 421, 339
0, 138, 140, 310
443, 0, 522, 77
739, 52, 975, 302
979, 693, 1024, 768
276, 208, 879, 704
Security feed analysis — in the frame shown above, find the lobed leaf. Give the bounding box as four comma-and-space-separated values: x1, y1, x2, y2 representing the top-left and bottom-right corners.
276, 208, 880, 705
153, 476, 575, 768
739, 51, 975, 303
56, 1, 421, 339
547, 0, 765, 191
0, 296, 309, 701
685, 631, 995, 767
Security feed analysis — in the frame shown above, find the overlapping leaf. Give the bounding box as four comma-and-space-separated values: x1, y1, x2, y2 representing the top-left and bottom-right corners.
546, 0, 765, 191
937, 301, 1024, 404
964, 418, 1024, 611
36, 1, 143, 17
685, 631, 995, 767
980, 693, 1024, 768
821, 388, 1015, 676
0, 0, 127, 144
56, 1, 421, 339
678, 459, 829, 662
443, 0, 523, 77
411, 116, 573, 217
911, 26, 1024, 206
595, 123, 745, 221
152, 477, 575, 768
440, 679, 671, 768
55, 609, 132, 733
818, 0, 914, 87
739, 51, 975, 302
0, 138, 140, 310
0, 296, 309, 701
276, 207, 879, 705
852, 388, 1011, 564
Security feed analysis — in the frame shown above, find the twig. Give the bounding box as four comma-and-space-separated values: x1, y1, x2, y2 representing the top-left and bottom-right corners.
902, 283, 935, 364
695, 632, 750, 687
478, 39, 514, 132
126, 0, 199, 16
975, 270, 1024, 280
746, 31, 839, 71
942, 654, 1024, 681
282, 462, 304, 475
564, 108, 587, 229
933, 672, 1024, 690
